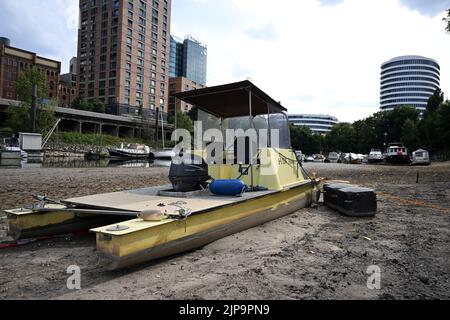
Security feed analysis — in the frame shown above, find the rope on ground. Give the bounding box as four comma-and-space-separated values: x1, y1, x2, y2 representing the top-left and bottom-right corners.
378, 192, 450, 214
0, 231, 89, 250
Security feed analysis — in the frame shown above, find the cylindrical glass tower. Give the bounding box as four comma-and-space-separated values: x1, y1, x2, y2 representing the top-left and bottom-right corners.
380, 55, 440, 111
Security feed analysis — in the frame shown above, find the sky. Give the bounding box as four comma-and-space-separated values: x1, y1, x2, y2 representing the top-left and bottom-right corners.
0, 0, 449, 122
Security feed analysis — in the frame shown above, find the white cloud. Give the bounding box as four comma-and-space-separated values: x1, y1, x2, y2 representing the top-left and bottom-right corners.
176, 0, 450, 122
1, 0, 448, 123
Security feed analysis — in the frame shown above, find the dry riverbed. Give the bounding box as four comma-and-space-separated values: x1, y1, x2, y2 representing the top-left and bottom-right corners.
0, 162, 449, 300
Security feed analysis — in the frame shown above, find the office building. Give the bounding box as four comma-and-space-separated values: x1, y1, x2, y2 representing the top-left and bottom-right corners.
169, 35, 207, 85
380, 55, 440, 111
288, 114, 339, 134
76, 0, 171, 116
0, 37, 61, 101
169, 35, 183, 78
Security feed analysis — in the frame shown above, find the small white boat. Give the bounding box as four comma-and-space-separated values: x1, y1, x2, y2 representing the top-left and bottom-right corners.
368, 149, 384, 164
341, 153, 365, 164
1, 146, 28, 160
154, 149, 176, 160
327, 152, 340, 163
411, 149, 430, 166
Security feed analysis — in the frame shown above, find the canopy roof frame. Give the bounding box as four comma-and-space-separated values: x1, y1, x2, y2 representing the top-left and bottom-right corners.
173, 80, 287, 119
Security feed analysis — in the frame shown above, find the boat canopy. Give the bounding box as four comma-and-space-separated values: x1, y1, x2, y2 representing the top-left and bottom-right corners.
173, 80, 287, 119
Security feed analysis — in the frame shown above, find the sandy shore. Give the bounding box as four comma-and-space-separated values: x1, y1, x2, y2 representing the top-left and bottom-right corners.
0, 162, 449, 300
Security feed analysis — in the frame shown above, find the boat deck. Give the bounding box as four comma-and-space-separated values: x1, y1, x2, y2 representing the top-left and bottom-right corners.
65, 185, 280, 236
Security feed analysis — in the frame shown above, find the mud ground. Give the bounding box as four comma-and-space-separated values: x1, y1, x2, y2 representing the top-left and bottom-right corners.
0, 162, 449, 300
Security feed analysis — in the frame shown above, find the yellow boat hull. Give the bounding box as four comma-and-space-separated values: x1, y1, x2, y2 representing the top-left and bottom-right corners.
94, 181, 316, 270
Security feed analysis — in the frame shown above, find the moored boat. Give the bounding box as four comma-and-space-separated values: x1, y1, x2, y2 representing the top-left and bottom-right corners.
0, 146, 28, 160
108, 143, 153, 159
153, 149, 176, 160
4, 80, 322, 271
384, 143, 410, 164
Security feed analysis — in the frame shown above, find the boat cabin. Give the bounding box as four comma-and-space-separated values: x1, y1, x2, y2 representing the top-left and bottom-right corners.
174, 81, 307, 191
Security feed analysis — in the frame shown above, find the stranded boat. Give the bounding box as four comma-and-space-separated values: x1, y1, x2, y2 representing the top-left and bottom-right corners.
368, 149, 384, 164
385, 143, 410, 164
411, 149, 430, 166
4, 81, 322, 271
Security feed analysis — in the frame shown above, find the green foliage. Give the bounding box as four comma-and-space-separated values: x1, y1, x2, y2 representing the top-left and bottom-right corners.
72, 98, 104, 113
52, 132, 145, 147
290, 125, 322, 155
6, 67, 56, 134
6, 104, 56, 135
176, 112, 194, 134
435, 101, 450, 159
291, 93, 450, 159
93, 101, 105, 113
401, 119, 420, 151
187, 106, 198, 122
325, 122, 357, 153
426, 88, 444, 113
16, 67, 48, 104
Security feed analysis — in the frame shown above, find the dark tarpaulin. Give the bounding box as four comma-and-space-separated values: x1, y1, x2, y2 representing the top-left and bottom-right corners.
173, 80, 287, 118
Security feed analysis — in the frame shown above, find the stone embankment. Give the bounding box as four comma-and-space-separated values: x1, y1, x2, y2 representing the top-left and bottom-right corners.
44, 142, 109, 158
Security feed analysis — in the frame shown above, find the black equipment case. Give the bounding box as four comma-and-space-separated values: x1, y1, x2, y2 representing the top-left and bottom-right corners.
324, 184, 377, 217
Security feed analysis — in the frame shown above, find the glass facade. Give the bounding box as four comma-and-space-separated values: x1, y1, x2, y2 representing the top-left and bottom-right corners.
380, 56, 440, 112
288, 114, 339, 134
182, 37, 207, 85
169, 36, 183, 78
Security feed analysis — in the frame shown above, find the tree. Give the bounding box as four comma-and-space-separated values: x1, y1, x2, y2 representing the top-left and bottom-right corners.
16, 67, 48, 105
444, 9, 450, 33
93, 101, 105, 113
176, 112, 194, 134
290, 125, 321, 155
187, 106, 198, 122
435, 100, 450, 159
6, 67, 56, 134
426, 88, 444, 113
326, 122, 357, 152
402, 119, 420, 151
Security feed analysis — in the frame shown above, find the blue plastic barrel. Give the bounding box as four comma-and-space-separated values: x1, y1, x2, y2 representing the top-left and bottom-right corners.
209, 179, 248, 196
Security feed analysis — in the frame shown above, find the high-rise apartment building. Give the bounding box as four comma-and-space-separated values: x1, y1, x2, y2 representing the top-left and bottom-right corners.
169, 35, 207, 85
76, 0, 171, 116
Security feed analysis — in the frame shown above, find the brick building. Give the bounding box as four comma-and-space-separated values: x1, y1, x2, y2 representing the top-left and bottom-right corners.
0, 37, 61, 102
168, 76, 205, 115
